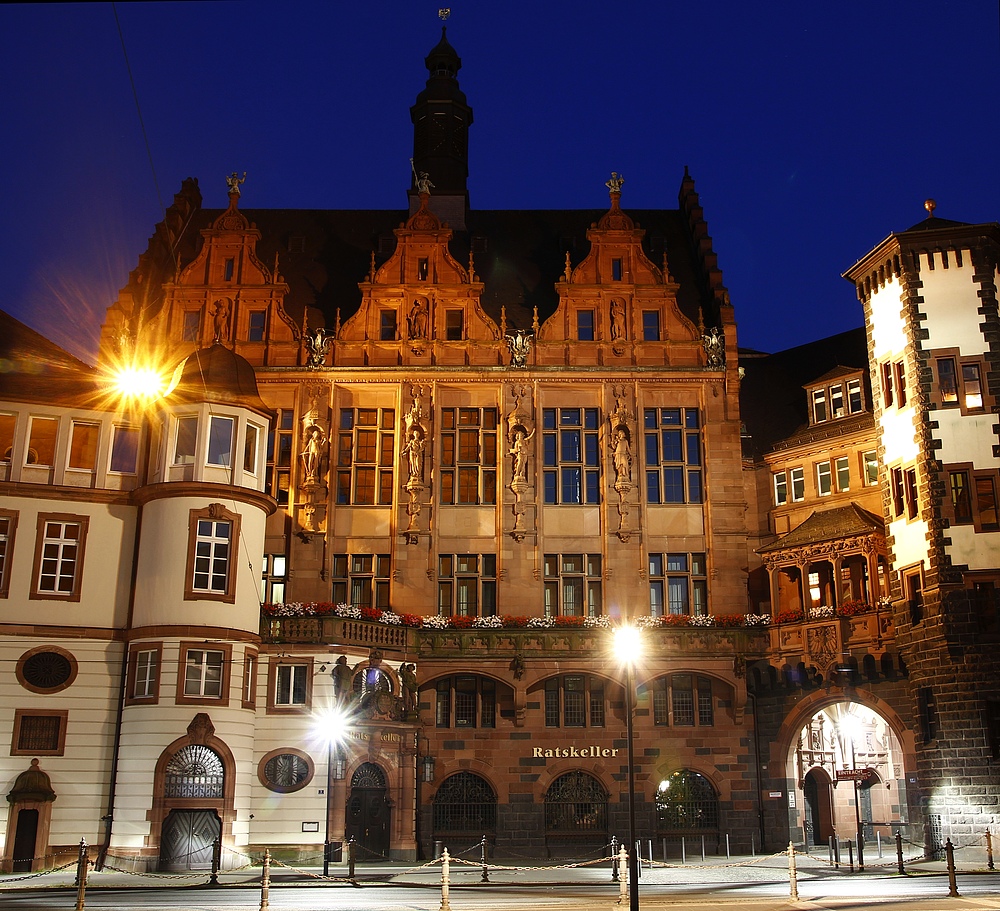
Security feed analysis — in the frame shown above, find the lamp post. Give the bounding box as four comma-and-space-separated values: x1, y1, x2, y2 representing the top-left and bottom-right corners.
614, 625, 642, 911
318, 708, 348, 876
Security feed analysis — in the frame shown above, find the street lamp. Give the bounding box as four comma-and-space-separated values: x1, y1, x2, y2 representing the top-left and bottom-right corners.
613, 625, 642, 911
316, 707, 349, 876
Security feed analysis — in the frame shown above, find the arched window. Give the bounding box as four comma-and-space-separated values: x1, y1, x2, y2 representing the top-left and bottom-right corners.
433, 772, 497, 833
164, 745, 224, 798
656, 770, 718, 831
544, 771, 608, 832
350, 762, 387, 789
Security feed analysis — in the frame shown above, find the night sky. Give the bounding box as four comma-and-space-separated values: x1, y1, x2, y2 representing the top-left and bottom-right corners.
3, 1, 999, 364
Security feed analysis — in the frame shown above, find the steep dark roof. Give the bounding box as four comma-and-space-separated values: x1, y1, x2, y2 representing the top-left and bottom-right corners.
739, 327, 869, 460
757, 504, 883, 554
176, 205, 709, 333
0, 309, 98, 405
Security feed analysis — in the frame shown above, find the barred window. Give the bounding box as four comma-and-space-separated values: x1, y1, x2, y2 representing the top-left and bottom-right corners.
543, 553, 601, 617
337, 408, 395, 505
542, 408, 600, 505
544, 675, 605, 728
644, 408, 702, 504
332, 554, 390, 609
13, 711, 66, 755
433, 772, 497, 833
439, 408, 497, 505
656, 770, 719, 831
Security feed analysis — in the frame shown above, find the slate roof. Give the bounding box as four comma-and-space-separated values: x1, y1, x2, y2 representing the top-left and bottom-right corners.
757, 504, 884, 554
738, 327, 869, 460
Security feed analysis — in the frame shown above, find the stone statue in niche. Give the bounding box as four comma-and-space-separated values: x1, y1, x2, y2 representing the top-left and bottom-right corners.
300, 426, 325, 484
401, 387, 429, 542
611, 427, 632, 484
407, 297, 429, 340
506, 383, 536, 542
608, 386, 635, 542
402, 430, 425, 483
508, 426, 535, 485
332, 656, 353, 702
610, 298, 626, 341
400, 663, 418, 712
213, 298, 231, 343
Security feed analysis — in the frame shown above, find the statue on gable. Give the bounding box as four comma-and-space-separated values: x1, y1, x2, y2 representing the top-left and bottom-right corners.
300, 425, 326, 485
506, 329, 532, 368
213, 298, 231, 343
410, 158, 434, 196
306, 328, 332, 368
703, 326, 726, 368
610, 298, 627, 341
226, 171, 246, 197
606, 171, 625, 194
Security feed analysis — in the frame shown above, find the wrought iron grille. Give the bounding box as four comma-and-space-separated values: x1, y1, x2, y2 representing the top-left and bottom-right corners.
656, 769, 719, 830
433, 772, 497, 832
544, 771, 608, 832
164, 745, 224, 798
351, 762, 387, 789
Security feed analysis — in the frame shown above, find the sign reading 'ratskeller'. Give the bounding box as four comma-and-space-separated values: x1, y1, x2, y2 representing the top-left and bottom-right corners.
533, 745, 620, 759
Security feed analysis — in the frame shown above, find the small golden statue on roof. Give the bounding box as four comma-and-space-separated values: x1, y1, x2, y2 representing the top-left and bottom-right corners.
606, 171, 624, 194
226, 171, 246, 197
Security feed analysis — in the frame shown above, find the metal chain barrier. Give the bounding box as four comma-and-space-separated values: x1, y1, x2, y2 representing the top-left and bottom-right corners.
0, 860, 76, 882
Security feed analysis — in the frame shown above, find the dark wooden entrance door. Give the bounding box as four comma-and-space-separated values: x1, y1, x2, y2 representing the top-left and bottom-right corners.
803, 769, 833, 845
160, 809, 220, 871
346, 763, 390, 859
12, 808, 39, 873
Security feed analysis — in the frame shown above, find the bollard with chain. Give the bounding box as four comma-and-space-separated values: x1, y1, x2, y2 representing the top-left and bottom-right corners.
74, 838, 87, 888
611, 835, 619, 882
946, 839, 960, 897
987, 828, 995, 871
788, 841, 798, 901
847, 839, 854, 873
618, 845, 627, 906
348, 837, 356, 881
74, 839, 89, 911
210, 837, 221, 885
480, 833, 489, 883
440, 847, 452, 911
259, 849, 270, 911
896, 830, 905, 874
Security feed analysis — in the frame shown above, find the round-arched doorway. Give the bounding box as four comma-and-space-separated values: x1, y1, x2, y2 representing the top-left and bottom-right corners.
346, 762, 390, 859
543, 771, 608, 858
432, 771, 497, 852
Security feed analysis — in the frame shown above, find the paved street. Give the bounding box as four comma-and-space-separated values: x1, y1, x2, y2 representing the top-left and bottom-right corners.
2, 851, 999, 911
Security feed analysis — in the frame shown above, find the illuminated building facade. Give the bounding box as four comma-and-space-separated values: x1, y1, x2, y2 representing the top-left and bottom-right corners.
1, 29, 997, 871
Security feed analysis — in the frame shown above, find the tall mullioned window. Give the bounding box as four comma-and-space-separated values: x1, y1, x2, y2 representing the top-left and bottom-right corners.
438, 554, 497, 617
267, 409, 294, 505
544, 675, 605, 728
542, 408, 600, 505
337, 408, 394, 505
644, 408, 702, 504
543, 553, 602, 617
331, 554, 390, 609
439, 408, 498, 505
649, 552, 707, 616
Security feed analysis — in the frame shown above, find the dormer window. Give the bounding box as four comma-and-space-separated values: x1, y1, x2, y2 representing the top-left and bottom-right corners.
829, 384, 844, 419
809, 374, 866, 424
811, 389, 827, 423
847, 379, 863, 413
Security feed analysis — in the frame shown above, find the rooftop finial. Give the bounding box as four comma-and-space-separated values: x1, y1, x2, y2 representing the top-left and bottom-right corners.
925, 198, 937, 219
606, 171, 625, 195
439, 8, 451, 21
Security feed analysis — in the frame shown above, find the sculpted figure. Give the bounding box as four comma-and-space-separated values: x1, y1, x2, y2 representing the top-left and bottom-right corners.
213, 299, 231, 343
508, 427, 535, 484
408, 297, 429, 340
401, 663, 418, 710
402, 431, 425, 483
225, 171, 246, 196
612, 428, 632, 483
610, 298, 626, 341
300, 428, 324, 483
605, 171, 625, 194
332, 656, 353, 702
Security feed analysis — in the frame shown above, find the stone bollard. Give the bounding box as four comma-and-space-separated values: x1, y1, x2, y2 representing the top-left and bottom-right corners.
75, 839, 89, 911
618, 846, 627, 906
259, 849, 270, 911
611, 835, 619, 883
348, 837, 356, 881
946, 839, 960, 897
440, 847, 452, 911
896, 830, 905, 875
210, 837, 221, 885
788, 842, 798, 902
480, 833, 489, 883
987, 829, 994, 872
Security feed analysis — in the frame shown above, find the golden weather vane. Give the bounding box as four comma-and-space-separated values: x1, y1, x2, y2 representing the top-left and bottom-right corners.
439, 8, 451, 21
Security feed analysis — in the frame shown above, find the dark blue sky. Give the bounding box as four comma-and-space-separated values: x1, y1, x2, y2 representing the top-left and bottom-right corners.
3, 1, 999, 363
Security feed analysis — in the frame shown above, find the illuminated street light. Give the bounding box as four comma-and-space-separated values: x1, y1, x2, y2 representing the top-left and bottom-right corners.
613, 624, 642, 911
315, 706, 350, 876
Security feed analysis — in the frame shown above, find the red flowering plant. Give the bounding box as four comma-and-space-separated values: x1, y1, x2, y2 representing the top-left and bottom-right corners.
360, 607, 383, 622
714, 614, 746, 628
501, 616, 530, 628
554, 615, 586, 628
399, 613, 424, 628
449, 615, 475, 629
659, 615, 691, 627
836, 599, 873, 617
775, 609, 805, 624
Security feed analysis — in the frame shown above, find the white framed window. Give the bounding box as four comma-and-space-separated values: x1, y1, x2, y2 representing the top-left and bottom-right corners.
31, 515, 88, 601
262, 553, 287, 604
829, 384, 845, 419
174, 415, 198, 464
811, 389, 827, 423
863, 450, 879, 486
773, 471, 787, 506
110, 425, 140, 473
243, 423, 261, 474
274, 664, 308, 706
207, 416, 234, 467
183, 648, 225, 698
1, 411, 18, 462
817, 461, 832, 496
0, 510, 18, 598
835, 456, 851, 492
790, 467, 805, 502
27, 416, 58, 466
68, 422, 99, 470
131, 647, 160, 700
185, 504, 240, 603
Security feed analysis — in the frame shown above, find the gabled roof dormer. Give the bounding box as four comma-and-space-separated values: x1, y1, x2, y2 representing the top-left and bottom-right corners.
804, 365, 869, 426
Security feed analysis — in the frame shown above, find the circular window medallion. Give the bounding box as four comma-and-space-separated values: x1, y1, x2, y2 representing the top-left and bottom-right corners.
17, 647, 78, 694
259, 749, 314, 793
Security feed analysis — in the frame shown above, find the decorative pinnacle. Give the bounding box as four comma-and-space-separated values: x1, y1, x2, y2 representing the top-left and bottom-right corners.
924, 198, 937, 218
606, 172, 625, 195
439, 8, 451, 21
